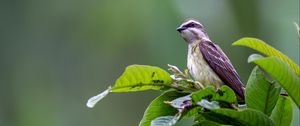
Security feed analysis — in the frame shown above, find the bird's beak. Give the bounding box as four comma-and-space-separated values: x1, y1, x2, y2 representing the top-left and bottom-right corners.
176, 27, 185, 32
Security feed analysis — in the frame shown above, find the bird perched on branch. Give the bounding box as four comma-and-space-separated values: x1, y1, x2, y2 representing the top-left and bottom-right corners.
176, 19, 245, 100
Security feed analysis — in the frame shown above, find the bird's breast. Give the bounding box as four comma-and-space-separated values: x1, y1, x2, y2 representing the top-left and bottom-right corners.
187, 44, 223, 87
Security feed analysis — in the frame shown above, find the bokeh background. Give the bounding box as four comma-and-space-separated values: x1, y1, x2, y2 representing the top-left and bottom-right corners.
0, 0, 299, 126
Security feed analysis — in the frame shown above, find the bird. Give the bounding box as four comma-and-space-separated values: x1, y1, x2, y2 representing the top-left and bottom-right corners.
176, 19, 245, 100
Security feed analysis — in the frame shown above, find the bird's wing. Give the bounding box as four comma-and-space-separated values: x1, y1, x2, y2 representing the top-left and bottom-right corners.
199, 40, 245, 99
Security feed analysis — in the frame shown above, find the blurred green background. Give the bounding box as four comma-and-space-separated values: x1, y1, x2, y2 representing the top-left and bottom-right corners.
0, 0, 299, 126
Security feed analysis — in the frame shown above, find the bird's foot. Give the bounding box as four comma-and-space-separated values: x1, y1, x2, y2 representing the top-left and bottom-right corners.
194, 81, 205, 89
216, 88, 222, 95
215, 84, 223, 95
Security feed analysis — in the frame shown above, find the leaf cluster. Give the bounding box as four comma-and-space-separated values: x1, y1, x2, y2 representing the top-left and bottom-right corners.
86, 37, 299, 126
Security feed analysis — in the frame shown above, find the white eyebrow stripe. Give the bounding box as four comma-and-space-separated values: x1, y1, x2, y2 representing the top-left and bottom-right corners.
180, 20, 202, 28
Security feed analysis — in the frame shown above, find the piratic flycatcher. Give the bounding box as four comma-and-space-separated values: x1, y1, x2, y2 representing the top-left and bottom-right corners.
177, 19, 245, 99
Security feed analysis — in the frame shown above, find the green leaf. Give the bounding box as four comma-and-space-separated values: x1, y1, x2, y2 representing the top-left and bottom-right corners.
205, 108, 275, 126
199, 110, 242, 125
270, 96, 293, 126
86, 65, 173, 108
245, 66, 280, 116
213, 86, 237, 104
248, 55, 300, 108
193, 120, 225, 126
232, 37, 300, 76
139, 91, 187, 126
182, 106, 202, 118
191, 85, 237, 104
111, 65, 172, 92
194, 114, 233, 126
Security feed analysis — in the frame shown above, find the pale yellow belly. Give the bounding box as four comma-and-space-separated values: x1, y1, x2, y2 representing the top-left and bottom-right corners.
187, 46, 223, 87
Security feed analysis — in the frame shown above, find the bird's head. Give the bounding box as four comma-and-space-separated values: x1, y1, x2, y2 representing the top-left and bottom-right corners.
177, 19, 208, 43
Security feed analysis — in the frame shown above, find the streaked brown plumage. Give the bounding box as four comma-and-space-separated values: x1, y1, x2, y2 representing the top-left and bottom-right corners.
177, 19, 245, 99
